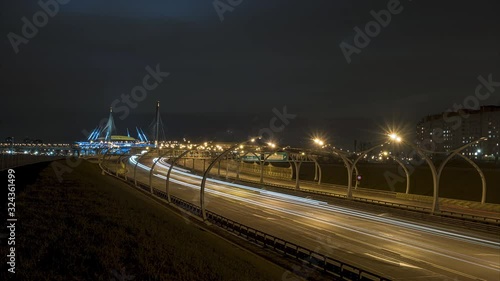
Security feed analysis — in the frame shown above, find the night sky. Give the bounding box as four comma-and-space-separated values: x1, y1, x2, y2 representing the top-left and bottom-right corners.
1, 0, 499, 147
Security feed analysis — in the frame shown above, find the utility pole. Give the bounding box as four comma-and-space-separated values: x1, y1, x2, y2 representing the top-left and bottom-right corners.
155, 101, 160, 147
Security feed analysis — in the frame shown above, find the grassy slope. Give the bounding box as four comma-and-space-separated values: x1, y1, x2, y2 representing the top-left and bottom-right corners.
1, 160, 288, 281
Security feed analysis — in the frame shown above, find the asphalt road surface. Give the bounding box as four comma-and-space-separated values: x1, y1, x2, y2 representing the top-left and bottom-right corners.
107, 156, 500, 280
176, 158, 500, 219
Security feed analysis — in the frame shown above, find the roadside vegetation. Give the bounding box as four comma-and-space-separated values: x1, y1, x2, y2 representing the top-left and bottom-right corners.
0, 160, 286, 281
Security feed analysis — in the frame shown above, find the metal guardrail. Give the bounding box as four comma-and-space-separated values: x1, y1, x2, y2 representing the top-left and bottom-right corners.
204, 210, 390, 281
438, 210, 500, 224
100, 162, 392, 281
299, 179, 398, 196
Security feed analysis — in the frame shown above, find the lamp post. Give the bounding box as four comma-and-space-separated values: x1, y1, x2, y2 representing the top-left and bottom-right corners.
149, 148, 174, 193
396, 134, 488, 213
348, 143, 386, 198
389, 133, 440, 213
383, 151, 411, 194
418, 137, 488, 205
313, 138, 353, 197
313, 138, 388, 199
200, 137, 259, 221
457, 153, 487, 204
133, 148, 152, 188
259, 144, 281, 184
164, 146, 203, 203
312, 156, 322, 185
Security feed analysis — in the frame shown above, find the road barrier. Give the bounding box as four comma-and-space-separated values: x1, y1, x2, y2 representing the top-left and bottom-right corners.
396, 193, 500, 213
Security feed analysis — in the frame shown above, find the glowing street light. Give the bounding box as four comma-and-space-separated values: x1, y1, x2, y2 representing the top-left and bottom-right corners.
389, 133, 402, 143
313, 138, 325, 146
200, 137, 260, 221
388, 131, 459, 213
311, 138, 353, 188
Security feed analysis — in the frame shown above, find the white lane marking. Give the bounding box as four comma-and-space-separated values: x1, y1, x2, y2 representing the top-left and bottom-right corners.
364, 253, 421, 269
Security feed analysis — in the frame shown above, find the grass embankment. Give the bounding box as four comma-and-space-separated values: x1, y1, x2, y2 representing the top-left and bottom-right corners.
0, 160, 287, 281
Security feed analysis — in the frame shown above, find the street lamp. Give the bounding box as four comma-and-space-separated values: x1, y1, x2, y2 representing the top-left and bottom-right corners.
389, 133, 402, 143
164, 145, 203, 203
313, 138, 325, 146
433, 137, 488, 204
312, 138, 355, 194
343, 133, 403, 198
347, 141, 387, 198
200, 137, 261, 221
388, 133, 441, 213
383, 151, 411, 194
397, 134, 488, 212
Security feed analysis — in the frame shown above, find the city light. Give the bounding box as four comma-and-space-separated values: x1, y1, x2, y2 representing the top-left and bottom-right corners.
313, 138, 325, 146
389, 133, 402, 143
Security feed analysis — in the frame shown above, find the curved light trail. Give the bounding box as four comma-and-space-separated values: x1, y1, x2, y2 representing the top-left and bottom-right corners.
127, 155, 500, 280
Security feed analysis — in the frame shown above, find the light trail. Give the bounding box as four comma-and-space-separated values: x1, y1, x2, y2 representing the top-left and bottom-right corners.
133, 156, 500, 248
127, 156, 500, 279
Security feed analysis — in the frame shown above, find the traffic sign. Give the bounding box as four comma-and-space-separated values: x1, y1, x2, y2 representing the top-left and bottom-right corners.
264, 152, 288, 162
241, 155, 261, 161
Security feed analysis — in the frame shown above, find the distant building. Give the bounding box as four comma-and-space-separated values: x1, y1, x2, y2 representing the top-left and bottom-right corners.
416, 105, 500, 160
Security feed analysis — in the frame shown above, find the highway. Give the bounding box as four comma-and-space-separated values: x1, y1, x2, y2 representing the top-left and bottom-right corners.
175, 158, 500, 219
113, 156, 500, 280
